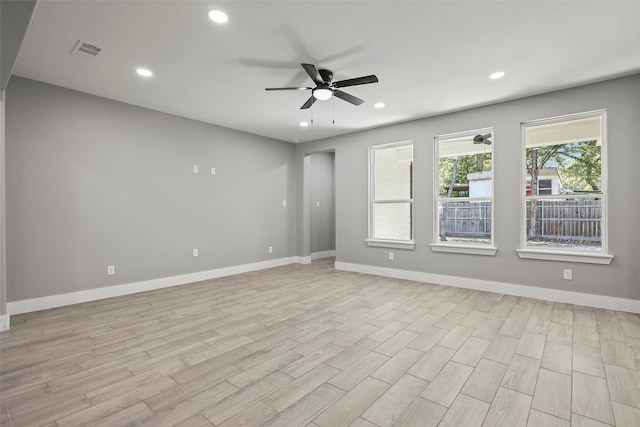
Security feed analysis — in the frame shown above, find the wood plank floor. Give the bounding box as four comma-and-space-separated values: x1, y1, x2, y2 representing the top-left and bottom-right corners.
1, 258, 639, 426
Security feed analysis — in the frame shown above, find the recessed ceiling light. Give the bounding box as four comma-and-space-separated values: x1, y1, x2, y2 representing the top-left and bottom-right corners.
374, 102, 385, 109
136, 68, 153, 77
489, 71, 505, 80
208, 9, 228, 23
299, 122, 309, 127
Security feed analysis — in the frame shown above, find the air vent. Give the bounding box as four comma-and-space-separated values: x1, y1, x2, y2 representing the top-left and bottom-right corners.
71, 40, 102, 59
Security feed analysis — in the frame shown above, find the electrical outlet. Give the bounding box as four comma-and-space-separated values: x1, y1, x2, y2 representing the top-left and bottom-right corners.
316, 201, 320, 208
563, 269, 572, 280
282, 200, 287, 207
192, 165, 199, 174
107, 265, 115, 276
193, 248, 199, 257
268, 246, 273, 253
388, 252, 394, 261
211, 167, 216, 175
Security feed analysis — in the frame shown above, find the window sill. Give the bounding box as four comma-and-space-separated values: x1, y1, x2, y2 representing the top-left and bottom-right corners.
366, 239, 415, 250
516, 249, 613, 265
430, 244, 497, 256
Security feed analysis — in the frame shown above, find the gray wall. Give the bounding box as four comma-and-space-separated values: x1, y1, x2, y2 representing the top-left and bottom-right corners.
6, 77, 296, 301
296, 74, 640, 300
0, 0, 37, 90
0, 0, 37, 319
1, 92, 6, 317
309, 152, 335, 254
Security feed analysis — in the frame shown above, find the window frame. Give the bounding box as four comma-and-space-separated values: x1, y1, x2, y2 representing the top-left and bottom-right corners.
517, 110, 613, 264
430, 128, 497, 256
366, 140, 415, 250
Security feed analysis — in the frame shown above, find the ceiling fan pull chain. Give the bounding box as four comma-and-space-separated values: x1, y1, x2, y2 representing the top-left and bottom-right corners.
311, 105, 314, 124
332, 97, 335, 125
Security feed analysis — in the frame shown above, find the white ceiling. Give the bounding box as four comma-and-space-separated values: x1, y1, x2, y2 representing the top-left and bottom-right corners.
13, 0, 640, 143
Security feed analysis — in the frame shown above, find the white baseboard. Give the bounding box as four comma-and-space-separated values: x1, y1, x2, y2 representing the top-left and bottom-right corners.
8, 257, 638, 322
335, 261, 640, 314
311, 250, 336, 260
7, 257, 298, 316
0, 314, 9, 331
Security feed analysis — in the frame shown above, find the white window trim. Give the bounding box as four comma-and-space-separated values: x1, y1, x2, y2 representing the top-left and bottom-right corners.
367, 140, 414, 249
516, 248, 613, 264
432, 127, 496, 255
520, 110, 612, 264
430, 244, 497, 256
366, 239, 416, 250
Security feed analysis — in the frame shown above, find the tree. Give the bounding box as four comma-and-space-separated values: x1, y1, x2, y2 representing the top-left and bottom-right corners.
527, 146, 559, 238
440, 157, 459, 241
558, 141, 601, 192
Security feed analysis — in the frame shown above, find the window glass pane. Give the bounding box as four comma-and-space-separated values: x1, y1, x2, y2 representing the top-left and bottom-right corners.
523, 113, 605, 252
435, 131, 493, 248
437, 200, 492, 245
525, 116, 602, 196
438, 135, 492, 198
373, 202, 412, 240
374, 145, 413, 200
525, 197, 602, 250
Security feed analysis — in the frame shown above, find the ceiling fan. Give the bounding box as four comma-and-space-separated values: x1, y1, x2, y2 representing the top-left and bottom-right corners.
265, 63, 378, 109
473, 134, 492, 145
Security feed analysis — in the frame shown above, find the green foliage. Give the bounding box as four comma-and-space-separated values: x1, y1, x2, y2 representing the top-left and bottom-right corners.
527, 140, 601, 192
439, 153, 492, 196
559, 141, 601, 192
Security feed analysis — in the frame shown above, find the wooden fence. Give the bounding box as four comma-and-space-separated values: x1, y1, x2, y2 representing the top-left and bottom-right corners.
440, 199, 601, 242
440, 201, 491, 238
527, 199, 601, 242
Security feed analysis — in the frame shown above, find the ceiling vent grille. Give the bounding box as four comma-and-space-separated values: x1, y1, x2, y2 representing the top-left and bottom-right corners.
71, 40, 102, 59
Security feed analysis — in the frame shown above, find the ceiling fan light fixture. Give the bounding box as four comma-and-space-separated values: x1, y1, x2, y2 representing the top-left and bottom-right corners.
374, 102, 385, 109
299, 121, 309, 127
312, 87, 333, 101
489, 71, 505, 80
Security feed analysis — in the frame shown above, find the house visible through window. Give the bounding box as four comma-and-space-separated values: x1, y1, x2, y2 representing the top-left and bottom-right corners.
433, 129, 494, 250
367, 142, 414, 247
522, 111, 607, 253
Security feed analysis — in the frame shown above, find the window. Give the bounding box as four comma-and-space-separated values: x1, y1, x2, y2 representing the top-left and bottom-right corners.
367, 141, 414, 249
538, 179, 552, 195
432, 129, 496, 255
519, 110, 612, 264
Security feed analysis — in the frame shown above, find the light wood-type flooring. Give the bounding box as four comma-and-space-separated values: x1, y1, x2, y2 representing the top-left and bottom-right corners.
1, 258, 640, 426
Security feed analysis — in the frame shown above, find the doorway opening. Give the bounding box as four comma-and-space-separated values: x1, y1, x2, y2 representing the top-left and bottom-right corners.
303, 151, 336, 262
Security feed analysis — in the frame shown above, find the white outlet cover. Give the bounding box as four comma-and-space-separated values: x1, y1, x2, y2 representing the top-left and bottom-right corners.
388, 252, 394, 261
282, 200, 287, 207
211, 167, 216, 175
193, 165, 198, 173
269, 246, 273, 253
107, 265, 115, 275
563, 269, 572, 280
193, 248, 199, 257
316, 201, 320, 208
